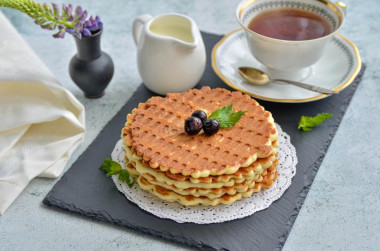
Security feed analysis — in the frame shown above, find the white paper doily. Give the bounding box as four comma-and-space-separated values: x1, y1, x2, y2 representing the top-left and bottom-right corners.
111, 123, 297, 224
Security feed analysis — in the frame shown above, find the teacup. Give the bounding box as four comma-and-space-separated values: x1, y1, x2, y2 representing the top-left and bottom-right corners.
236, 0, 347, 80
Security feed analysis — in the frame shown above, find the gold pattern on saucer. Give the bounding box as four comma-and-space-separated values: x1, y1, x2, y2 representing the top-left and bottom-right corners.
211, 29, 362, 103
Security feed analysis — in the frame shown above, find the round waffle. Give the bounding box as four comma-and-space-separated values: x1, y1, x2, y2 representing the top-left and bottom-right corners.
140, 164, 278, 200
136, 165, 278, 206
141, 172, 257, 200
123, 137, 279, 183
121, 87, 280, 206
122, 86, 278, 178
124, 145, 279, 189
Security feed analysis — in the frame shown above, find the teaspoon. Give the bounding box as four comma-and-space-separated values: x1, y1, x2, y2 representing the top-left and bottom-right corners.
238, 67, 339, 95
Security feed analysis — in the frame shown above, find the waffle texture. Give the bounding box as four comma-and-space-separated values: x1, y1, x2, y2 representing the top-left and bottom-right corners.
121, 87, 280, 206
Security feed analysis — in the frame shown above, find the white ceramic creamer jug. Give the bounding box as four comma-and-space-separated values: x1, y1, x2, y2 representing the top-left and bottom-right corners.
133, 14, 206, 95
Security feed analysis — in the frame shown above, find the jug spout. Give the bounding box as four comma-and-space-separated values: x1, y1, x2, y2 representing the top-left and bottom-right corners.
148, 14, 198, 49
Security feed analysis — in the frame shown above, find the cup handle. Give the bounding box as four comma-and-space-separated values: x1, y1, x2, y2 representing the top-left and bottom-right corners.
132, 14, 152, 46
336, 2, 347, 16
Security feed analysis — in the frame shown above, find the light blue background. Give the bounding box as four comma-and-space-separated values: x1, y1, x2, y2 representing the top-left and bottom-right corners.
1, 0, 379, 250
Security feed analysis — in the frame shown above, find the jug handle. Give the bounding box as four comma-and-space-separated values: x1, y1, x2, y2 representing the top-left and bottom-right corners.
132, 14, 152, 45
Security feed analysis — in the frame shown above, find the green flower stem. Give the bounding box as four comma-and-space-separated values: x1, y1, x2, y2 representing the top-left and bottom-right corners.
0, 0, 76, 29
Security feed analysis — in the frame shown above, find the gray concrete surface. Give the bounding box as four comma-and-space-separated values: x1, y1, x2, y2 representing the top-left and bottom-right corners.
0, 0, 379, 250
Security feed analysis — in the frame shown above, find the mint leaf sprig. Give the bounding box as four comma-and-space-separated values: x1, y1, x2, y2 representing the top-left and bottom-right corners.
209, 104, 247, 128
298, 113, 333, 131
99, 158, 135, 188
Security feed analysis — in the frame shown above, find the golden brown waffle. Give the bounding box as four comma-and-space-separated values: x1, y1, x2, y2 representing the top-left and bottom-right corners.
121, 87, 280, 206
122, 86, 278, 178
125, 148, 278, 199
136, 165, 278, 206
259, 164, 278, 189
141, 163, 278, 199
123, 142, 279, 184
141, 173, 256, 199
124, 145, 279, 189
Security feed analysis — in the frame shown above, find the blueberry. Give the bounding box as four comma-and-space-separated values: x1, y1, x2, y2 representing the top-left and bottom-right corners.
203, 119, 220, 136
191, 110, 207, 122
185, 117, 203, 135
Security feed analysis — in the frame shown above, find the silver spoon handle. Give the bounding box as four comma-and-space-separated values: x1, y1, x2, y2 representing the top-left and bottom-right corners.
272, 79, 339, 95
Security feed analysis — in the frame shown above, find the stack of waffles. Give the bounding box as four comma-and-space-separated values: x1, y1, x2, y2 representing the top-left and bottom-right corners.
121, 87, 279, 206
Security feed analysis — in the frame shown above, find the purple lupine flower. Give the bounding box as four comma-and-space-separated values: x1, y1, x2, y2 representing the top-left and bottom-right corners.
78, 10, 88, 22
62, 3, 67, 13
75, 6, 82, 17
90, 24, 98, 31
82, 28, 91, 37
67, 4, 73, 15
45, 24, 55, 30
21, 2, 103, 39
75, 32, 82, 39
84, 20, 91, 28
97, 21, 103, 30
83, 15, 103, 32
53, 29, 65, 38
75, 21, 82, 29
52, 3, 59, 15
68, 15, 74, 22
66, 28, 76, 34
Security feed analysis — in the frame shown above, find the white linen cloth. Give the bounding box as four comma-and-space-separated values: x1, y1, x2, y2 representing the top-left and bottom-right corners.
0, 11, 85, 215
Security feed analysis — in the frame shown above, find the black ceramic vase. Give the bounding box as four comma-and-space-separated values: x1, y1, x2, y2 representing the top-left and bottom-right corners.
69, 29, 114, 98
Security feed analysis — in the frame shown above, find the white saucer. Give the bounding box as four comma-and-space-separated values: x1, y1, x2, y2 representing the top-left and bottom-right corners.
212, 29, 362, 103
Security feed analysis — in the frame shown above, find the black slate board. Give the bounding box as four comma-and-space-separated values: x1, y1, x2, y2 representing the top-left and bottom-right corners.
43, 32, 366, 251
